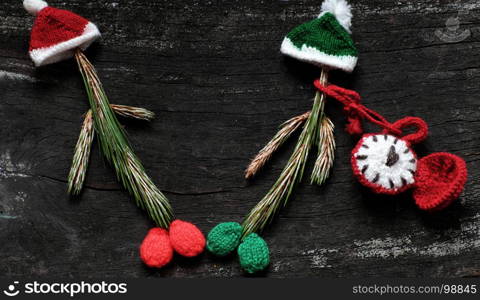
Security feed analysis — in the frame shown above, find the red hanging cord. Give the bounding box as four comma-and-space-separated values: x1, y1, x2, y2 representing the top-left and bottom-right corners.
313, 80, 402, 136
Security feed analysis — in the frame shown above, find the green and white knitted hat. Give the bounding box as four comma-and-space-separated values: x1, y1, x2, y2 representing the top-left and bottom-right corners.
280, 0, 358, 72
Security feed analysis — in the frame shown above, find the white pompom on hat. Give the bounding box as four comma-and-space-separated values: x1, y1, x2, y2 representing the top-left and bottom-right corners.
23, 0, 48, 16
320, 0, 353, 33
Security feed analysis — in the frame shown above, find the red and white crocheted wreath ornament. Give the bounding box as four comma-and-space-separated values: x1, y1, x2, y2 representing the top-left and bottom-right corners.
314, 81, 468, 211
352, 133, 417, 194
350, 116, 428, 195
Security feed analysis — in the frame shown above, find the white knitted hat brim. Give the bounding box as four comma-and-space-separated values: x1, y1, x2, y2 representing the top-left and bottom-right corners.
280, 37, 357, 72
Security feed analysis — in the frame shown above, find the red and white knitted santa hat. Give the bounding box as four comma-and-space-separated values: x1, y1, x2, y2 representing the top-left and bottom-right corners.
24, 0, 101, 67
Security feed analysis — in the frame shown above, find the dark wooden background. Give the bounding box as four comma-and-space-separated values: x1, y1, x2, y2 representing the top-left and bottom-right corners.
0, 0, 479, 278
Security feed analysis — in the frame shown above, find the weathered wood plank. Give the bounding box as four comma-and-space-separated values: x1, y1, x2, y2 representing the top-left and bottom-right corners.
0, 0, 479, 277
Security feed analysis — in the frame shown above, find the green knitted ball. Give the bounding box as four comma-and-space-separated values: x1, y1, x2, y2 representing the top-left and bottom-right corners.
206, 222, 242, 256
237, 233, 270, 273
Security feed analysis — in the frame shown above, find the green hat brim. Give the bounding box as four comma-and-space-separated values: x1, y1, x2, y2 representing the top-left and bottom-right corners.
281, 12, 358, 72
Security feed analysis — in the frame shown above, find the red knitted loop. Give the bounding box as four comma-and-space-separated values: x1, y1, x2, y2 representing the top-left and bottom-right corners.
139, 228, 173, 268
385, 117, 428, 145
413, 153, 467, 211
169, 220, 206, 257
313, 80, 402, 136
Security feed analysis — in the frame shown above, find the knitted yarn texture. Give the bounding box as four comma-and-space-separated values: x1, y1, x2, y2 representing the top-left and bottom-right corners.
139, 228, 173, 268
206, 223, 270, 273
237, 233, 270, 274
351, 133, 417, 195
24, 0, 101, 66
140, 220, 206, 267
30, 7, 89, 49
414, 153, 467, 211
321, 0, 353, 32
314, 81, 468, 210
206, 222, 243, 256
169, 220, 206, 257
280, 1, 357, 72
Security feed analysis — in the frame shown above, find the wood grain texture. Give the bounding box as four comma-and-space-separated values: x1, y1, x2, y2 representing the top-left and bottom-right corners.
0, 0, 479, 278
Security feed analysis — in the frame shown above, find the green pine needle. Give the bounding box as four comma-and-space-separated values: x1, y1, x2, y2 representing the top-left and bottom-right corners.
245, 111, 310, 179
310, 116, 335, 185
241, 70, 329, 237
74, 50, 173, 228
110, 104, 155, 121
68, 110, 94, 196
68, 104, 156, 196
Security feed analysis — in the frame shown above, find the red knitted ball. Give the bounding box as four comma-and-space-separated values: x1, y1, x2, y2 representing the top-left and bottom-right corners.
139, 228, 173, 268
169, 220, 206, 257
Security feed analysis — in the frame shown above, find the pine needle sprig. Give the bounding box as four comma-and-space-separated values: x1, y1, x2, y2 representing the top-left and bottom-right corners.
310, 116, 335, 185
74, 50, 173, 228
68, 110, 94, 195
68, 104, 156, 196
245, 111, 310, 179
110, 104, 155, 121
242, 70, 329, 237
